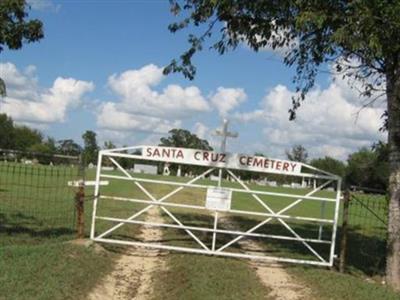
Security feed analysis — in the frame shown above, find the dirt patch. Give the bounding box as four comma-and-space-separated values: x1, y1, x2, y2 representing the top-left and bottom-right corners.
87, 207, 166, 300
245, 244, 312, 300
219, 215, 312, 300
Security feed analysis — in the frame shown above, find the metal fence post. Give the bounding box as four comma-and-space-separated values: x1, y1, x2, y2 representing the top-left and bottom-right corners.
339, 190, 350, 272
76, 154, 86, 239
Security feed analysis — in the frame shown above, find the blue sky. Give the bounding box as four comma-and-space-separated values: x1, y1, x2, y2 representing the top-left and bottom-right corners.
0, 0, 386, 160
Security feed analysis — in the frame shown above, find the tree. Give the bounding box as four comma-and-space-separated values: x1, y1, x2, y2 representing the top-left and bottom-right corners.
0, 113, 15, 149
82, 130, 99, 165
371, 141, 390, 190
13, 125, 42, 151
160, 128, 213, 175
0, 0, 44, 96
160, 128, 213, 150
311, 156, 346, 179
103, 140, 116, 150
286, 145, 308, 163
102, 141, 116, 167
43, 137, 57, 154
165, 1, 400, 288
346, 148, 377, 188
345, 142, 389, 190
56, 139, 82, 156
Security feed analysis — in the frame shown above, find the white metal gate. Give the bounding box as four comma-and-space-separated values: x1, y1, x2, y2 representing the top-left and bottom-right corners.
91, 145, 341, 266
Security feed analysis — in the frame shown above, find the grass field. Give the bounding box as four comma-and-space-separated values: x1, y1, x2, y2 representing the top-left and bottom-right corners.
0, 161, 398, 299
0, 242, 115, 300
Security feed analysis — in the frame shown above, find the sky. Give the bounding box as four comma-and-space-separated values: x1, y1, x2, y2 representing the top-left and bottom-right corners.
0, 0, 386, 161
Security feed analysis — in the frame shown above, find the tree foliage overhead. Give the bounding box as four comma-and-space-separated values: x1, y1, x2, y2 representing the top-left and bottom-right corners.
165, 0, 399, 118
0, 0, 44, 96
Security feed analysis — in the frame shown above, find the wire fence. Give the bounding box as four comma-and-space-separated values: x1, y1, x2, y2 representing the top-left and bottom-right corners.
0, 149, 83, 246
339, 186, 388, 276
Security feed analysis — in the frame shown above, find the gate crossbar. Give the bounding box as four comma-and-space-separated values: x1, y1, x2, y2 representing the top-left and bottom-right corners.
95, 215, 332, 244
94, 237, 332, 267
100, 174, 335, 202
99, 195, 334, 224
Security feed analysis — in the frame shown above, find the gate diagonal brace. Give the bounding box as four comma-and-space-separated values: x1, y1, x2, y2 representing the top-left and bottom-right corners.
97, 157, 213, 250
228, 169, 327, 262
219, 169, 332, 262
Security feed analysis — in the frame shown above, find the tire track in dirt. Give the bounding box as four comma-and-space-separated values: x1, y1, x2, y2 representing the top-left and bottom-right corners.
218, 214, 313, 300
87, 207, 166, 300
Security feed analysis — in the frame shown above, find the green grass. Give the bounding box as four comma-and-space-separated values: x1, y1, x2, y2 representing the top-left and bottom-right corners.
0, 162, 78, 245
151, 254, 272, 300
289, 266, 399, 300
0, 242, 114, 300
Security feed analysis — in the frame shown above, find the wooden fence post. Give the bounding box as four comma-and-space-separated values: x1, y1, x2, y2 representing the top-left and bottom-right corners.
339, 190, 350, 272
76, 181, 85, 239
76, 154, 85, 239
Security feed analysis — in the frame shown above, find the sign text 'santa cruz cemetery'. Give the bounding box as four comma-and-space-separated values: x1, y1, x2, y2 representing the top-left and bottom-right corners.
142, 146, 302, 175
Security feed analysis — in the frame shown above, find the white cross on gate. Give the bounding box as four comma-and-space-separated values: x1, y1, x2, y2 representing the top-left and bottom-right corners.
215, 119, 238, 186
215, 119, 238, 153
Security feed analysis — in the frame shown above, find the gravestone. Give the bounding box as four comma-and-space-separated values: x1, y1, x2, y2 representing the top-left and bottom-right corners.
163, 163, 171, 176
134, 164, 158, 175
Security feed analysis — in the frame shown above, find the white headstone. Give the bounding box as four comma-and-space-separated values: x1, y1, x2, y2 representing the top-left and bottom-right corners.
163, 163, 170, 176
101, 166, 114, 171
291, 182, 301, 188
177, 165, 182, 177
210, 175, 219, 182
133, 164, 158, 175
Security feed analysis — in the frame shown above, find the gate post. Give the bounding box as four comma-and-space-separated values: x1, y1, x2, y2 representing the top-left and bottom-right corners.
76, 155, 86, 239
339, 190, 350, 272
76, 181, 85, 238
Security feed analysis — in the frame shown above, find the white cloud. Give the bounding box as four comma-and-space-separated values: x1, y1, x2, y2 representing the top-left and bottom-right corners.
139, 134, 163, 146
234, 77, 386, 160
210, 87, 247, 117
97, 129, 136, 148
193, 122, 209, 139
0, 62, 94, 124
107, 64, 210, 119
97, 102, 181, 134
97, 64, 211, 134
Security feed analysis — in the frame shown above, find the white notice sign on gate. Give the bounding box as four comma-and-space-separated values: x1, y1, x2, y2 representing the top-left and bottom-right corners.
206, 187, 232, 211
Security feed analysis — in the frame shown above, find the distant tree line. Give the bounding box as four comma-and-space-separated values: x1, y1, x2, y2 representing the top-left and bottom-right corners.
0, 113, 100, 165
285, 143, 389, 191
